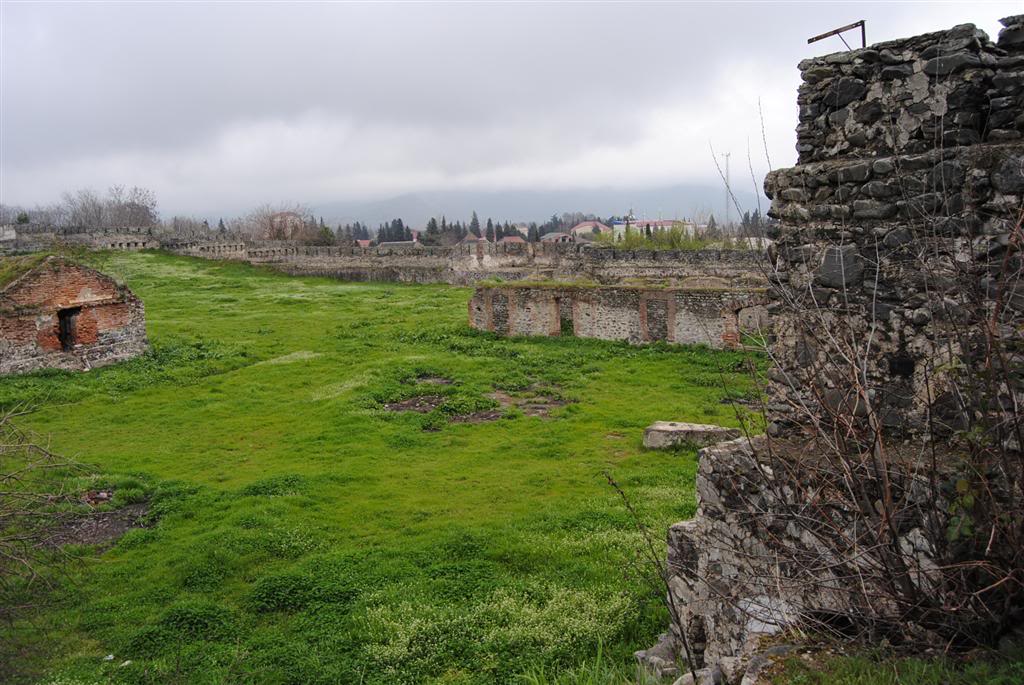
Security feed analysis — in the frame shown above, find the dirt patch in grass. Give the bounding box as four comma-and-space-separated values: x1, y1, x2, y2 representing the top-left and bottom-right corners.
385, 395, 446, 413
42, 502, 149, 548
415, 375, 453, 386
450, 409, 505, 424
488, 388, 571, 418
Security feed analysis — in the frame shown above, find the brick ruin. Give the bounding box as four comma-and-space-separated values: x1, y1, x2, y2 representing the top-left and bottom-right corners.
0, 256, 148, 375
640, 15, 1024, 683
468, 285, 767, 350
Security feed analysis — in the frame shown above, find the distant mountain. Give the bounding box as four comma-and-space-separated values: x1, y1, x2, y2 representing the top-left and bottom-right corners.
311, 184, 765, 228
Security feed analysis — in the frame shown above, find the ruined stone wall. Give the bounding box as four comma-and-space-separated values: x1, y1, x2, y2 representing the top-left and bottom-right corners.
468, 285, 767, 349
648, 16, 1024, 681
4, 225, 768, 287
765, 16, 1024, 433
233, 241, 767, 287
0, 260, 147, 375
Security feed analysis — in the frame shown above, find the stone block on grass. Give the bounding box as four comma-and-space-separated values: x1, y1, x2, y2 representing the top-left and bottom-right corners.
643, 422, 742, 449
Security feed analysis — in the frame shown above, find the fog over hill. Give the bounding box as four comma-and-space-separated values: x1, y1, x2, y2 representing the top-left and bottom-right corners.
309, 184, 762, 229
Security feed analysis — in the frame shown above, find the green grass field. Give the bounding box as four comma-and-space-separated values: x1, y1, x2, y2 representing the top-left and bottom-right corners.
1, 251, 759, 685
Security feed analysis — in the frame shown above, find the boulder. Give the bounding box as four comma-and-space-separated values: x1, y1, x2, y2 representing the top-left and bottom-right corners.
643, 422, 743, 449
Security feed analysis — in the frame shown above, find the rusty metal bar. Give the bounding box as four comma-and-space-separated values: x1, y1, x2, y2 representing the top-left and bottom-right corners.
807, 20, 866, 48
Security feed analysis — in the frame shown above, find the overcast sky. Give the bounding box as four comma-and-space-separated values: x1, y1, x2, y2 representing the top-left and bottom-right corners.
0, 1, 1017, 219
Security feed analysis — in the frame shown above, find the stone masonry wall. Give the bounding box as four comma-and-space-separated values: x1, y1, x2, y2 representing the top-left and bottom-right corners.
765, 16, 1024, 433
2, 226, 768, 288
469, 285, 767, 349
650, 16, 1024, 682
238, 242, 767, 287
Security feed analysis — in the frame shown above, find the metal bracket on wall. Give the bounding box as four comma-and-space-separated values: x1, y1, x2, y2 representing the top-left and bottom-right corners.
808, 20, 866, 51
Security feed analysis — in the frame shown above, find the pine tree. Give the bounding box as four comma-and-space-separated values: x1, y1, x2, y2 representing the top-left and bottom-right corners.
469, 211, 481, 238
217, 218, 226, 234
485, 218, 495, 242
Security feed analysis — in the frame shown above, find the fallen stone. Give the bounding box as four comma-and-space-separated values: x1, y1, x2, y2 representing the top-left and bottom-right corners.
643, 422, 743, 449
739, 655, 772, 685
672, 666, 723, 685
635, 632, 680, 679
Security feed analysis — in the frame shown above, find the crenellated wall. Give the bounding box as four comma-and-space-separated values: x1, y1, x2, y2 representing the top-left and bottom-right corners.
234, 241, 767, 287
3, 226, 769, 288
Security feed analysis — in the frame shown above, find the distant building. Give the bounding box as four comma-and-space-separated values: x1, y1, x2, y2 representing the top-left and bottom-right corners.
540, 232, 573, 243
460, 234, 488, 244
0, 256, 148, 375
568, 221, 611, 238
356, 239, 372, 248
498, 235, 526, 244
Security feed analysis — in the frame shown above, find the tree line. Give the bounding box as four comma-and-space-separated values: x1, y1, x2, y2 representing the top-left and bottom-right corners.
2, 188, 770, 245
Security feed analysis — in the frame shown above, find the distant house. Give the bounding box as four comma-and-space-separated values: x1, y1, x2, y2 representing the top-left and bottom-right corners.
356, 239, 372, 248
540, 232, 573, 244
568, 221, 611, 238
0, 255, 148, 375
498, 235, 526, 244
460, 234, 488, 244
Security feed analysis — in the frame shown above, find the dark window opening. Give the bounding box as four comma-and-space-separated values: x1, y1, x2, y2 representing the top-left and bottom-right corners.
58, 307, 81, 352
555, 297, 574, 336
888, 353, 916, 379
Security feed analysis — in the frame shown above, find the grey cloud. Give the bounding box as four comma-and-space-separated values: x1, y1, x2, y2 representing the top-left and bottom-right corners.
1, 2, 1018, 218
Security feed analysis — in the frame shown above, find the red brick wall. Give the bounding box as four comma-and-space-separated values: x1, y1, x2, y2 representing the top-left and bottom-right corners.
1, 260, 147, 374
3, 262, 122, 311
0, 314, 37, 346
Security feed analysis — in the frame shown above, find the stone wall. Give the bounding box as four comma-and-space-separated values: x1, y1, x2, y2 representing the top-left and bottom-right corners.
235, 241, 767, 287
794, 18, 1023, 164
648, 16, 1024, 681
468, 285, 767, 349
0, 258, 148, 375
765, 15, 1024, 433
2, 225, 769, 288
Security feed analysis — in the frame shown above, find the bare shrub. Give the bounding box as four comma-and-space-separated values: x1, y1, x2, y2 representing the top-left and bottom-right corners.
0, 408, 85, 626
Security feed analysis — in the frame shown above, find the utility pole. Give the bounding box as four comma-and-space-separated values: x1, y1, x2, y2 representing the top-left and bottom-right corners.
722, 152, 731, 227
